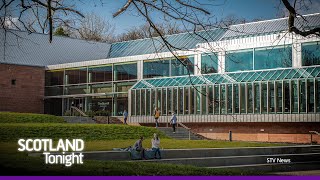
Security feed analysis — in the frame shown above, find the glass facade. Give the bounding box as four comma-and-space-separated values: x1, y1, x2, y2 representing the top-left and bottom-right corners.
302, 41, 320, 66
254, 45, 292, 70
226, 49, 253, 72
131, 66, 320, 117
201, 53, 218, 74
143, 59, 170, 78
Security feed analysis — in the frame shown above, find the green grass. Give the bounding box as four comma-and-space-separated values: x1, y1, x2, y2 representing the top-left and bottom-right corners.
85, 139, 286, 151
0, 112, 65, 123
0, 123, 168, 142
0, 153, 261, 175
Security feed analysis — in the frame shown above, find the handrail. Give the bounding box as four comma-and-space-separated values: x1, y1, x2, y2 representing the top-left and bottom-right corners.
70, 106, 87, 117
309, 131, 320, 135
309, 131, 320, 145
178, 122, 191, 140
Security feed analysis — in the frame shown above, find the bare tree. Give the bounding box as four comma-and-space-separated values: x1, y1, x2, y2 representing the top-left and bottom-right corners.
116, 22, 185, 41
0, 0, 84, 42
281, 0, 320, 37
76, 12, 115, 42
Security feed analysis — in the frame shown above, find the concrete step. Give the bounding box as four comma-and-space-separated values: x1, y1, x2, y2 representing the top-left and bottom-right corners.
77, 145, 320, 161
157, 127, 202, 140
140, 153, 320, 167
209, 161, 320, 173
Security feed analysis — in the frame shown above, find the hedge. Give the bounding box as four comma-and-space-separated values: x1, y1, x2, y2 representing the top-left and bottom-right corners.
0, 123, 168, 141
0, 112, 65, 123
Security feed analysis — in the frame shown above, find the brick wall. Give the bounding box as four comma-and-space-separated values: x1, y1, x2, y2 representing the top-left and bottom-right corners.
0, 64, 45, 113
185, 122, 320, 144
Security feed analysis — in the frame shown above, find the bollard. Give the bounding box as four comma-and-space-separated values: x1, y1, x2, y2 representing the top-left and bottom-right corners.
229, 130, 232, 141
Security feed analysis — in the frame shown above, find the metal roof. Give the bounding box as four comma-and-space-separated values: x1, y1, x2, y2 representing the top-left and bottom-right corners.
0, 29, 111, 67
131, 66, 320, 89
109, 28, 226, 58
221, 13, 320, 40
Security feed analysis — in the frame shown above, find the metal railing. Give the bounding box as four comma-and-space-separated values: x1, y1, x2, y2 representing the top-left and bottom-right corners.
178, 122, 191, 140
309, 131, 320, 145
70, 106, 87, 117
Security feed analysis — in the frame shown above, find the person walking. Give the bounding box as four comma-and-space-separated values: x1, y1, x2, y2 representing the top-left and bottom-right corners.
151, 133, 161, 159
123, 109, 128, 124
154, 108, 160, 128
170, 112, 177, 133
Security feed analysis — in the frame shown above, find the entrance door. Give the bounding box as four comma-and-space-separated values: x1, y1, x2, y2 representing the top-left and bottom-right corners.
69, 98, 85, 111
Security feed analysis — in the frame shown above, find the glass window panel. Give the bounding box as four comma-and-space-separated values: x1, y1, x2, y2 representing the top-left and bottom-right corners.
136, 90, 141, 116
171, 56, 194, 76
254, 45, 292, 70
317, 80, 320, 112
115, 81, 136, 92
227, 84, 232, 114
300, 80, 306, 113
90, 83, 112, 94
65, 85, 88, 95
45, 70, 64, 86
151, 89, 156, 112
248, 83, 253, 113
45, 87, 63, 96
141, 90, 145, 115
195, 87, 201, 114
302, 41, 320, 66
173, 88, 178, 113
146, 89, 151, 116
184, 87, 189, 114
269, 82, 275, 113
157, 89, 161, 113
240, 84, 246, 113
234, 84, 239, 113
292, 81, 298, 113
284, 81, 290, 113
89, 65, 112, 83
65, 68, 87, 84
190, 87, 195, 114
168, 88, 172, 114
162, 89, 167, 115
261, 83, 268, 113
276, 82, 283, 113
214, 85, 220, 114
226, 49, 253, 72
131, 90, 135, 116
201, 86, 207, 114
114, 62, 137, 81
254, 83, 260, 113
179, 87, 184, 114
220, 85, 226, 114
208, 86, 213, 114
307, 80, 315, 113
201, 53, 218, 74
143, 59, 170, 78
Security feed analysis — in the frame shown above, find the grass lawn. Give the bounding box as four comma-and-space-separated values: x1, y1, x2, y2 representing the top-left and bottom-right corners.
0, 153, 262, 175
85, 139, 287, 151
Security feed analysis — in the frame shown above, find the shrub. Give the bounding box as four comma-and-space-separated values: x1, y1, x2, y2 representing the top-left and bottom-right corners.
0, 123, 168, 141
0, 112, 65, 123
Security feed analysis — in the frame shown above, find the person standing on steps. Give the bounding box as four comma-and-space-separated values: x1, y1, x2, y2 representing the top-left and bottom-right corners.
123, 109, 128, 124
154, 108, 160, 128
170, 112, 177, 133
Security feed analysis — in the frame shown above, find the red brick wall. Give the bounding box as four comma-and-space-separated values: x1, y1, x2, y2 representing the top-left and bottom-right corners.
186, 122, 320, 144
0, 64, 45, 113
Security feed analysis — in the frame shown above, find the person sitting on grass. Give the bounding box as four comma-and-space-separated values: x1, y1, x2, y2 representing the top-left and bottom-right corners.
133, 136, 146, 160
151, 133, 161, 159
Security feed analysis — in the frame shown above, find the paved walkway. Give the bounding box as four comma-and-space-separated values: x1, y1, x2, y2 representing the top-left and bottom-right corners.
272, 170, 320, 175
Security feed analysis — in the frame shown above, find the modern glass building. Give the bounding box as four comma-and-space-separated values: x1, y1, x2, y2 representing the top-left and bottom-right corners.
44, 14, 320, 125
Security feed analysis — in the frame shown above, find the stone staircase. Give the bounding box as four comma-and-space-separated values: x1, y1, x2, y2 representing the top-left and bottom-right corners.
157, 127, 203, 140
